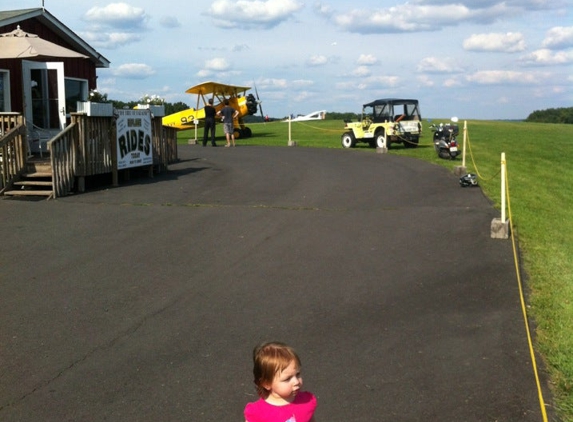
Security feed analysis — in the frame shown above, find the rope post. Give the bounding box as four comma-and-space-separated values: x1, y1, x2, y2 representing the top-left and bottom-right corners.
501, 152, 506, 223
188, 119, 199, 145
454, 120, 468, 176
288, 115, 297, 146
491, 152, 510, 239
462, 120, 467, 168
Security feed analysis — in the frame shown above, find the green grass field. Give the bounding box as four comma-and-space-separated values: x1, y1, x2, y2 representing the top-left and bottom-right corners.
178, 119, 573, 419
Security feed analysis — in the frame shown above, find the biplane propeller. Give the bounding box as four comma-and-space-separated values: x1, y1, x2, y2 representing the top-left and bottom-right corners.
162, 81, 263, 138
253, 82, 265, 120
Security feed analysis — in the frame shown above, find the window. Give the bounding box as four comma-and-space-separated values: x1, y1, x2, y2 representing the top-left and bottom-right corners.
65, 77, 88, 114
0, 70, 11, 112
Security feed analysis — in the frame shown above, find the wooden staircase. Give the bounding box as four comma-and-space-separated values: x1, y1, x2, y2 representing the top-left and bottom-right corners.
4, 157, 54, 199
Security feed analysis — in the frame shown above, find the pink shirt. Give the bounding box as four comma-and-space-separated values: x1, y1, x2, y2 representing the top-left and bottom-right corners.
244, 391, 317, 422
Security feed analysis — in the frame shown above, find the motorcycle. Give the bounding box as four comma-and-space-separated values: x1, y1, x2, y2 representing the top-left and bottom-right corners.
430, 117, 460, 159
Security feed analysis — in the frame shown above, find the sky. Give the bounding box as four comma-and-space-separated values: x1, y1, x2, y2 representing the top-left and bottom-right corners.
5, 0, 572, 119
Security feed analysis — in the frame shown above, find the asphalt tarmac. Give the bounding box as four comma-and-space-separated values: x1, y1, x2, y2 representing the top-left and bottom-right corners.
0, 144, 554, 421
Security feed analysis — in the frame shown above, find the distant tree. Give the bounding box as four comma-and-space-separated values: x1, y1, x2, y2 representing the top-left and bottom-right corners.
324, 112, 361, 121
110, 100, 138, 110
526, 107, 573, 124
165, 102, 190, 115
108, 100, 190, 115
243, 115, 269, 123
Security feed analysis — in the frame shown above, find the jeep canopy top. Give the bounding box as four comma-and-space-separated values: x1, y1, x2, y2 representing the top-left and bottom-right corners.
363, 98, 419, 107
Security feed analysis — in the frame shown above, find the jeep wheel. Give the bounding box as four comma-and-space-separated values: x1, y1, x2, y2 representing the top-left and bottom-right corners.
375, 131, 388, 149
341, 132, 356, 148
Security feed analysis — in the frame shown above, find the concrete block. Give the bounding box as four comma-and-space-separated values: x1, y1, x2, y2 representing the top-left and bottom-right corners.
188, 139, 197, 145
288, 140, 297, 147
376, 147, 388, 154
454, 165, 467, 176
491, 218, 510, 239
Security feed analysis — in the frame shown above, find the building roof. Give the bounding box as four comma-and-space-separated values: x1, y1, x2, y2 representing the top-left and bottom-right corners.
0, 8, 110, 68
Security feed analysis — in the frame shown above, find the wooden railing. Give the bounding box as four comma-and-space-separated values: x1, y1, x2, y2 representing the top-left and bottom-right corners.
0, 113, 27, 193
151, 118, 178, 171
48, 122, 77, 198
73, 114, 114, 176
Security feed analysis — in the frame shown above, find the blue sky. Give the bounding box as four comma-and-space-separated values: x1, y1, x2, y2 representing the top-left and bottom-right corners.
6, 0, 572, 119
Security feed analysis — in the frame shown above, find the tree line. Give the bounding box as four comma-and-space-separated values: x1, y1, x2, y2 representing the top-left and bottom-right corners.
107, 101, 572, 125
110, 100, 189, 116
526, 107, 573, 124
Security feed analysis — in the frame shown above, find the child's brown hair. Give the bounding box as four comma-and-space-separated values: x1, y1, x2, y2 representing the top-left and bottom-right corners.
252, 341, 301, 398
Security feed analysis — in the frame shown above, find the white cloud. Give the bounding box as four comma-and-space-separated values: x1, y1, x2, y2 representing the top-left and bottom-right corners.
466, 70, 549, 84
197, 69, 212, 78
260, 78, 289, 89
417, 57, 464, 73
365, 75, 400, 87
111, 63, 156, 79
313, 1, 333, 17
84, 3, 148, 29
335, 81, 358, 90
443, 78, 462, 87
463, 32, 526, 53
204, 58, 231, 71
330, 2, 514, 34
206, 0, 304, 29
542, 26, 573, 49
81, 3, 149, 48
357, 54, 378, 65
519, 49, 573, 66
307, 55, 329, 66
421, 0, 565, 10
291, 79, 314, 87
351, 66, 371, 77
81, 31, 143, 49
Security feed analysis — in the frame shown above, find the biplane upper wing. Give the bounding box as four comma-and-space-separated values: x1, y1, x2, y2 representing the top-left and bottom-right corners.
185, 81, 251, 96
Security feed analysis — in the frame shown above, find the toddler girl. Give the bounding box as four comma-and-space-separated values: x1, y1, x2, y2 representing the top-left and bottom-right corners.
244, 341, 317, 422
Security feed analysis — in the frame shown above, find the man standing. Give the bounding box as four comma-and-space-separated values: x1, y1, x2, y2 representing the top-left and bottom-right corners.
217, 99, 239, 147
203, 98, 217, 147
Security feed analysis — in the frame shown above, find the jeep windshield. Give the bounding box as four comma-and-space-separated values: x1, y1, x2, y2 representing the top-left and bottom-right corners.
363, 99, 421, 123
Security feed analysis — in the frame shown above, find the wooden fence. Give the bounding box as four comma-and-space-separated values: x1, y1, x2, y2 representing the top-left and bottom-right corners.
0, 113, 27, 193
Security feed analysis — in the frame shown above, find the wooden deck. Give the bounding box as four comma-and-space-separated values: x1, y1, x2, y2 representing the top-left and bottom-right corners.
0, 113, 178, 199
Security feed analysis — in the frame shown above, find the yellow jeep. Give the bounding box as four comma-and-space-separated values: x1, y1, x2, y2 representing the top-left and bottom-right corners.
341, 99, 422, 149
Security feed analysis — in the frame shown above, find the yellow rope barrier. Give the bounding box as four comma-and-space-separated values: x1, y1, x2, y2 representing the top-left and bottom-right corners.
292, 120, 344, 133
466, 128, 500, 181
505, 163, 549, 422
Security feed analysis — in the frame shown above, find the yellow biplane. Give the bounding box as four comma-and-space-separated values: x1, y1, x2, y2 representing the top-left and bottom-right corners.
162, 81, 262, 138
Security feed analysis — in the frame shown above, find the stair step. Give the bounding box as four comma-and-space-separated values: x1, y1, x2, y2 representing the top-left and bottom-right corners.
14, 180, 53, 187
27, 163, 51, 173
4, 190, 53, 197
23, 172, 52, 178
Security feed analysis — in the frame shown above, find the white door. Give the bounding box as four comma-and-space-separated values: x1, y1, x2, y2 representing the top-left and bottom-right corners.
22, 60, 66, 131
